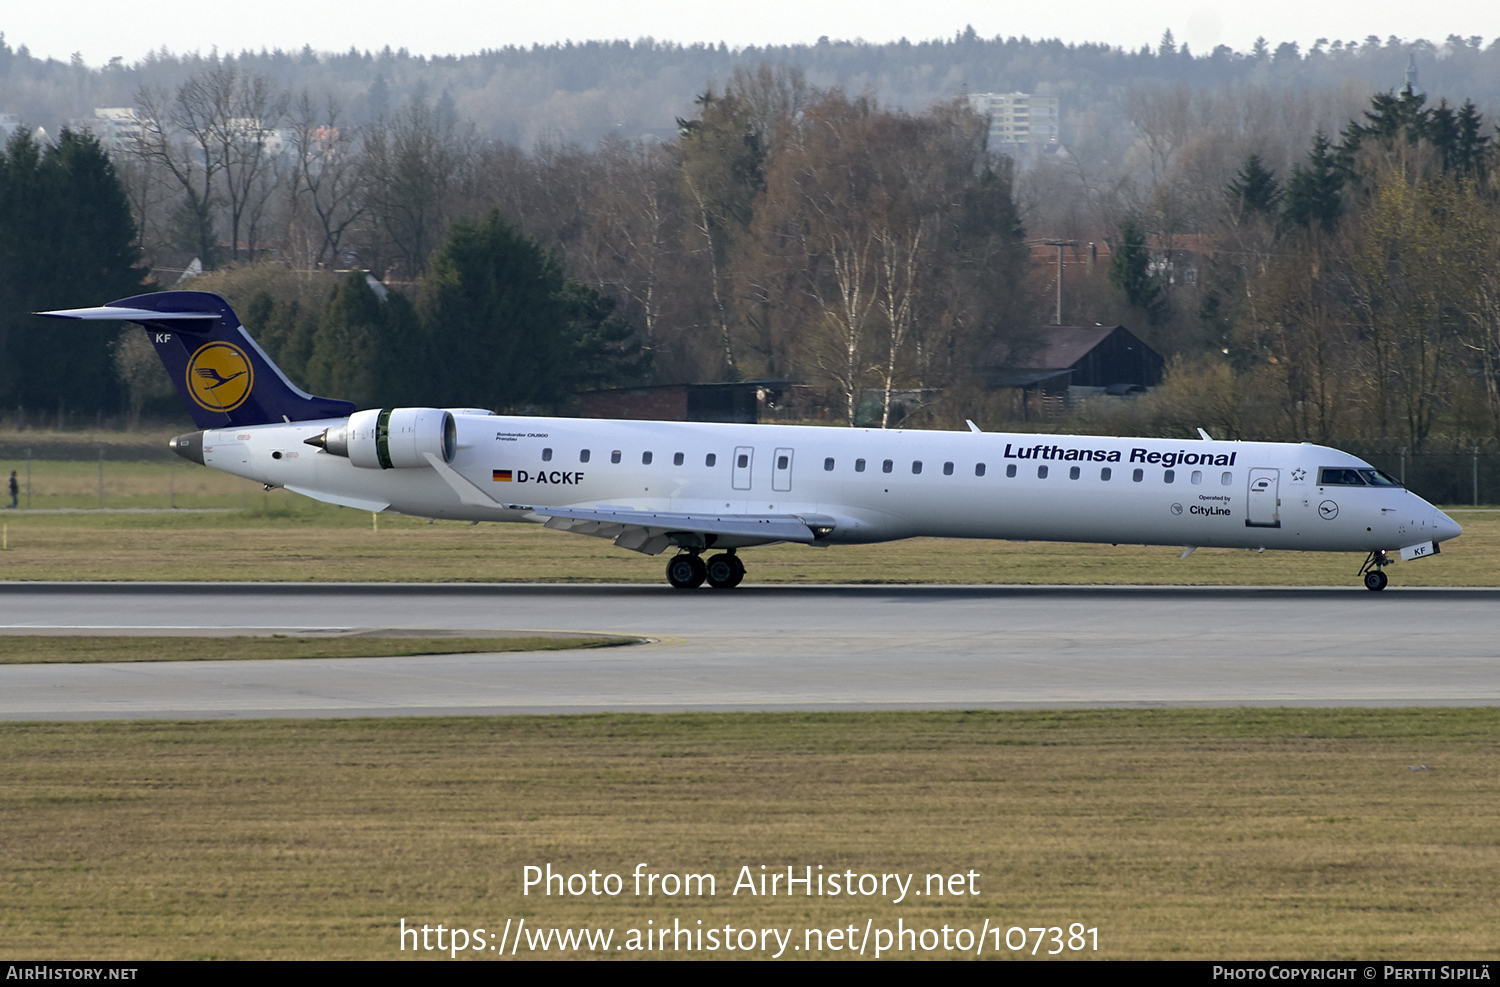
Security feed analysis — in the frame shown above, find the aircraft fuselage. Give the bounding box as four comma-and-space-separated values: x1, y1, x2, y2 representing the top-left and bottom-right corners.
194, 414, 1460, 555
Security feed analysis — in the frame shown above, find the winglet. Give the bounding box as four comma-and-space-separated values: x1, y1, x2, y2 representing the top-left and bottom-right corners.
966, 420, 982, 433
1196, 428, 1213, 441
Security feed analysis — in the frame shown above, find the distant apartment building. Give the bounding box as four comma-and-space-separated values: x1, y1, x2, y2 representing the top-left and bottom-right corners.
64, 107, 141, 149
967, 92, 1061, 151
0, 113, 47, 143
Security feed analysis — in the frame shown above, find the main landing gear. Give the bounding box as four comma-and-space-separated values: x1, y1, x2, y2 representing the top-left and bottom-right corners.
666, 550, 745, 589
1358, 550, 1392, 592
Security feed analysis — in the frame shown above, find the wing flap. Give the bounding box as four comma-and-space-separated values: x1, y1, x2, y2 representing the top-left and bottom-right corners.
509, 504, 827, 543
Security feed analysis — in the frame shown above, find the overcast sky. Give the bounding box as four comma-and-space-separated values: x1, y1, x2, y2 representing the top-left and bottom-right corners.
4, 0, 1497, 66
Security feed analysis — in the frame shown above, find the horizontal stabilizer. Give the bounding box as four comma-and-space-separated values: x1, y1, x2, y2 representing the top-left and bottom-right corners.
38, 306, 221, 322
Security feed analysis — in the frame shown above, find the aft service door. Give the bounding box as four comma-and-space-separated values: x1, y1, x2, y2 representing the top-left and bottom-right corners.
772, 448, 794, 492
1246, 468, 1281, 528
732, 446, 754, 491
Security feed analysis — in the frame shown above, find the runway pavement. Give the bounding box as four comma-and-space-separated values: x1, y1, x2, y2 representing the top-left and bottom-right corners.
1, 582, 1497, 719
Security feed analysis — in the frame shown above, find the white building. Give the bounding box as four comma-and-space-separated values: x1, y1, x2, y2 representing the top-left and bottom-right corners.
967, 92, 1061, 150
64, 107, 141, 149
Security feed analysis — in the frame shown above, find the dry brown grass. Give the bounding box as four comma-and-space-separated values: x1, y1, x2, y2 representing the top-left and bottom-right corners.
1, 709, 1496, 960
0, 635, 638, 665
0, 503, 1495, 585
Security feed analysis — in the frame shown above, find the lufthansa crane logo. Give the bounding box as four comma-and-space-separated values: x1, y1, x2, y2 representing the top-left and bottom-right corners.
185, 341, 253, 412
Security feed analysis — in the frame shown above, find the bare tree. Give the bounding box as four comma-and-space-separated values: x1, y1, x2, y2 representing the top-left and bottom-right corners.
288, 91, 367, 268
133, 65, 287, 266
132, 84, 222, 266
579, 136, 681, 366
362, 94, 474, 278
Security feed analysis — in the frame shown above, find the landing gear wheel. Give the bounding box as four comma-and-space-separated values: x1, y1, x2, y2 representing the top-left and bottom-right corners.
666, 554, 707, 589
1363, 569, 1388, 592
705, 553, 745, 589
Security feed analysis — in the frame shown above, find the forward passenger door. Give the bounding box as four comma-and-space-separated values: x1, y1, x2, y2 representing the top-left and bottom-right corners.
1246, 469, 1280, 528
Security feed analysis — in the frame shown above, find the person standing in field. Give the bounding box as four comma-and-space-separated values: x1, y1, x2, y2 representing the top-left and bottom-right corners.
6, 471, 16, 508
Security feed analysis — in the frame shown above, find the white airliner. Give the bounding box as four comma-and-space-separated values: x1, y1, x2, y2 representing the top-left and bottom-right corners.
43, 291, 1462, 591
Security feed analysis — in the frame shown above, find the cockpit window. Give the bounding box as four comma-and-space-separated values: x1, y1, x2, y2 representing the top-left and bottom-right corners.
1319, 468, 1367, 486
1359, 469, 1402, 487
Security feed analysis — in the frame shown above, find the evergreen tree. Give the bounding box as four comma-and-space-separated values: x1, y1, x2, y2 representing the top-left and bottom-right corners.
1283, 132, 1345, 232
1107, 216, 1166, 325
0, 127, 147, 416
420, 211, 647, 411
1226, 154, 1282, 222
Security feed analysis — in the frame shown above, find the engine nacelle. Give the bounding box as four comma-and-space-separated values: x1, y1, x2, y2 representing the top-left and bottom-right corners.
305, 408, 456, 469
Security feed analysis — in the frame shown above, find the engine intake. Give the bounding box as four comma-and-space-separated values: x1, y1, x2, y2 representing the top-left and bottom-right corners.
305, 408, 457, 469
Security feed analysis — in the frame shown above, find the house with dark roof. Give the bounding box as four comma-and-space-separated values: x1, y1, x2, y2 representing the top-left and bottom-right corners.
985, 325, 1164, 418
577, 380, 792, 424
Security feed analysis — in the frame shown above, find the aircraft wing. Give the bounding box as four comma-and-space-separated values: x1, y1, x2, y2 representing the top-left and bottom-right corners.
508, 504, 833, 543
422, 452, 835, 553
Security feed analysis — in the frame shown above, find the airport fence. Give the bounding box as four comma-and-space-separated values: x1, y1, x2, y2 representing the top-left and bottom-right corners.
1343, 444, 1500, 506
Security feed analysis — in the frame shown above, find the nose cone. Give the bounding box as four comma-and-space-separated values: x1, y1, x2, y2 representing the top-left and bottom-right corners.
1433, 508, 1463, 544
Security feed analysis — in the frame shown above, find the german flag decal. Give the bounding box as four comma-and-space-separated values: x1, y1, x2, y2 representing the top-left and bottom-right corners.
493, 469, 513, 482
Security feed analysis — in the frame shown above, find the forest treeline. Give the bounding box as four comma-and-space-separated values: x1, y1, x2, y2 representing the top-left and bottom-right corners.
2, 49, 1500, 455
3, 27, 1499, 148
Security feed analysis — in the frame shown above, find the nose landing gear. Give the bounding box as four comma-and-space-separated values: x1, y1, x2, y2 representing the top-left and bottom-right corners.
1358, 550, 1392, 591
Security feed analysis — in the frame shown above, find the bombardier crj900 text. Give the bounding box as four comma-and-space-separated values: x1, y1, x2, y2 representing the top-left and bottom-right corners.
43, 291, 1462, 591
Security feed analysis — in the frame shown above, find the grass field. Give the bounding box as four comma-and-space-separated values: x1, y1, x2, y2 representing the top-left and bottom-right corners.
0, 480, 1495, 584
0, 635, 637, 665
0, 708, 1496, 960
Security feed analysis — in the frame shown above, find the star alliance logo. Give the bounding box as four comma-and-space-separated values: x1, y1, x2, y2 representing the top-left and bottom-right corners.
1291, 468, 1307, 482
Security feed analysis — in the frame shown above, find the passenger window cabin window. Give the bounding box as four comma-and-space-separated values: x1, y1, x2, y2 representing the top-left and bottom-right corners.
706, 453, 717, 467
611, 450, 621, 464
541, 448, 552, 462
673, 452, 684, 466
1101, 467, 1112, 481
1164, 470, 1175, 484
943, 462, 954, 475
824, 458, 835, 471
777, 455, 789, 470
579, 449, 590, 463
1191, 470, 1202, 484
737, 454, 749, 468
642, 451, 653, 465
1069, 466, 1080, 480
912, 461, 922, 474
1132, 469, 1144, 482
1006, 464, 1017, 478
855, 458, 866, 472
1037, 465, 1048, 479
882, 460, 893, 473
975, 463, 986, 477
1221, 471, 1232, 486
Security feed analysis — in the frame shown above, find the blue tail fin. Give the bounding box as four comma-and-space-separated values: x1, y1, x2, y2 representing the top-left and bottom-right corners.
38, 290, 355, 429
